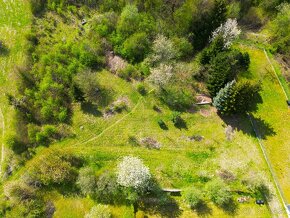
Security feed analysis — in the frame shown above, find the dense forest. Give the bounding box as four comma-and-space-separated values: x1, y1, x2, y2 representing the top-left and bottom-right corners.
0, 0, 289, 217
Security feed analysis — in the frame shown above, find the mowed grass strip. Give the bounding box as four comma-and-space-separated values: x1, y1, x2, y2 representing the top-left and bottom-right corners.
240, 45, 290, 202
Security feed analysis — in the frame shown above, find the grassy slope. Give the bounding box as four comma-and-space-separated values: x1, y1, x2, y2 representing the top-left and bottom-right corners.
240, 45, 290, 202
14, 69, 285, 217
0, 3, 287, 217
0, 0, 31, 174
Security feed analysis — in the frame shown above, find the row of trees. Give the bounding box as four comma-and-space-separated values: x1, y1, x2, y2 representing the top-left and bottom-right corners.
200, 18, 261, 114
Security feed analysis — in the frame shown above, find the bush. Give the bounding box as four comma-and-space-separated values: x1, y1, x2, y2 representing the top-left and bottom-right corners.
92, 12, 118, 37
74, 69, 101, 103
120, 32, 150, 63
4, 181, 36, 203
137, 83, 147, 95
173, 37, 194, 59
184, 187, 204, 208
157, 119, 167, 130
118, 64, 141, 81
116, 5, 140, 38
30, 0, 46, 15
76, 167, 96, 196
159, 86, 193, 111
206, 179, 233, 207
85, 205, 111, 218
96, 172, 125, 204
29, 151, 77, 185
4, 134, 26, 154
171, 111, 182, 126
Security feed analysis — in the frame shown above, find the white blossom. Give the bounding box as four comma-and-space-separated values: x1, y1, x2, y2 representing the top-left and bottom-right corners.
85, 205, 111, 218
149, 34, 177, 65
211, 18, 241, 48
147, 64, 173, 87
116, 156, 151, 191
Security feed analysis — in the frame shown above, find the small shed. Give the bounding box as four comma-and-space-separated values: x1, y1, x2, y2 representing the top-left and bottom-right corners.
195, 94, 212, 105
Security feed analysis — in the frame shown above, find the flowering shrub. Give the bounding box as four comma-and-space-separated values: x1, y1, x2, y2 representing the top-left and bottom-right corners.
147, 64, 173, 87
116, 156, 151, 191
211, 18, 241, 48
85, 205, 111, 218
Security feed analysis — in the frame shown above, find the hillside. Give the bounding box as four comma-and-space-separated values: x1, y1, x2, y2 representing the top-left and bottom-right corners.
0, 0, 289, 217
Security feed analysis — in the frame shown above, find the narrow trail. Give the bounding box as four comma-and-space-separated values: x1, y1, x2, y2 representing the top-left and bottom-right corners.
0, 107, 5, 177
72, 97, 144, 147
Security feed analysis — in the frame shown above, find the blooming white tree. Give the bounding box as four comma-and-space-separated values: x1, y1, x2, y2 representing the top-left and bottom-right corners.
211, 18, 241, 48
148, 34, 177, 65
116, 156, 151, 191
85, 205, 111, 218
147, 64, 173, 87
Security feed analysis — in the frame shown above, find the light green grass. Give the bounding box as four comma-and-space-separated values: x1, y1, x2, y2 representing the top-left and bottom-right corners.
0, 0, 31, 176
14, 69, 285, 217
239, 45, 290, 203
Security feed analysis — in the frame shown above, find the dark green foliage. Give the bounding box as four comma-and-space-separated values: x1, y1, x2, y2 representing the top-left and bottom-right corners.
30, 0, 47, 15
213, 80, 261, 114
118, 64, 141, 81
172, 37, 194, 60
120, 32, 150, 63
4, 134, 26, 154
157, 119, 167, 130
200, 36, 225, 65
92, 12, 118, 37
137, 83, 147, 95
28, 124, 58, 146
190, 0, 227, 50
212, 80, 237, 115
206, 50, 249, 97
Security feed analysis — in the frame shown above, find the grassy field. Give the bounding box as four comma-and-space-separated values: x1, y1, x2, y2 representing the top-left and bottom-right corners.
0, 0, 31, 176
12, 67, 284, 217
240, 45, 290, 203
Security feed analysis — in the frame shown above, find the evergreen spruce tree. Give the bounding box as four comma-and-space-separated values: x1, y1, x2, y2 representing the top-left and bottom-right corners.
213, 80, 236, 114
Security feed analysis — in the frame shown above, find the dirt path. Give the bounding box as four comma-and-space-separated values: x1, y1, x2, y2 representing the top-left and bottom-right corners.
0, 107, 5, 177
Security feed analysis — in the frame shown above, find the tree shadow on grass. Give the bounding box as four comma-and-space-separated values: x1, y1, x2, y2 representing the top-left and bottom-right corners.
194, 201, 213, 217
220, 199, 239, 216
138, 196, 181, 218
95, 88, 115, 108
80, 102, 102, 117
174, 118, 188, 130
219, 114, 276, 140
0, 41, 9, 56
